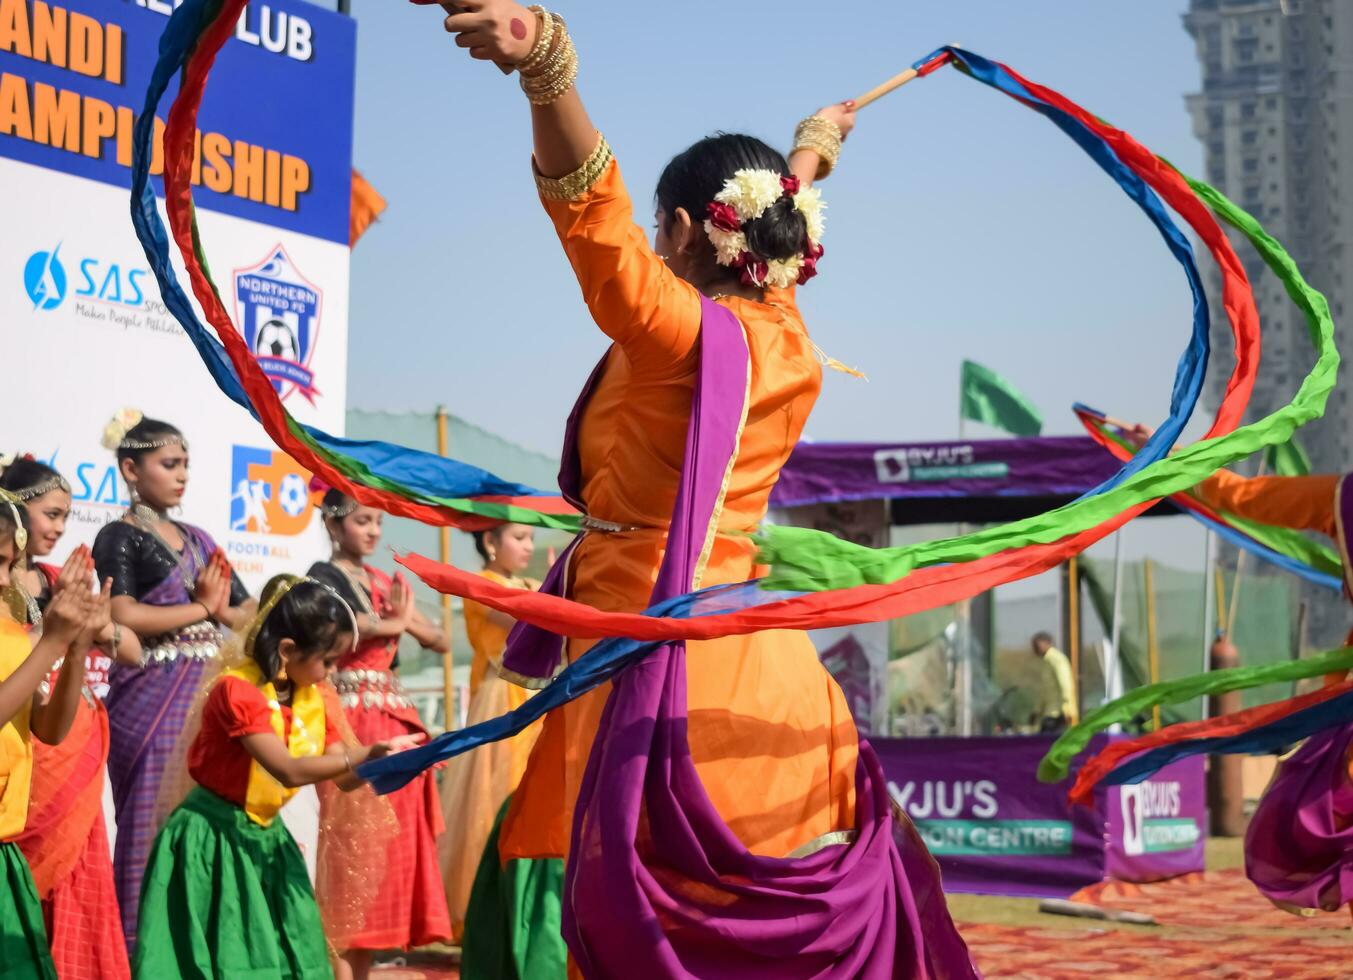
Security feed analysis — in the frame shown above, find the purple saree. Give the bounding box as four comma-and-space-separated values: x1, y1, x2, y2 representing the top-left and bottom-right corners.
506, 297, 977, 978
103, 522, 225, 949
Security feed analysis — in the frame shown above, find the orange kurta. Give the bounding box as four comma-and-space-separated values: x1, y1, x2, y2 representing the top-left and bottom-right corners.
501, 146, 858, 863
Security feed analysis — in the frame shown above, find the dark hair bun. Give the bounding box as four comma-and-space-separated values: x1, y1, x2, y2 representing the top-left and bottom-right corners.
743, 194, 808, 262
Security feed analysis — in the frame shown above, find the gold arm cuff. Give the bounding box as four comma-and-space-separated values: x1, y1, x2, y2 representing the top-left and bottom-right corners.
535, 135, 613, 201
785, 829, 858, 859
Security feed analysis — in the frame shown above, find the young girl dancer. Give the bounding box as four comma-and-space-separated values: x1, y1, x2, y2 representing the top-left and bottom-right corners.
4, 456, 137, 979
133, 575, 421, 979
0, 496, 108, 979
93, 409, 256, 947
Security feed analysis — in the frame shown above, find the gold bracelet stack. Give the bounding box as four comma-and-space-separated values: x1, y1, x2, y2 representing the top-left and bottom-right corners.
793, 115, 843, 179
518, 9, 578, 106
516, 5, 554, 74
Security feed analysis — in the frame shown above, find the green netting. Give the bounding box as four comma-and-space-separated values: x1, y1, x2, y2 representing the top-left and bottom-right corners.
1079, 558, 1296, 725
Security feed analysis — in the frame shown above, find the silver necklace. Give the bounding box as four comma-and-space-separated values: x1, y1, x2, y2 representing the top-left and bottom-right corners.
127, 502, 203, 592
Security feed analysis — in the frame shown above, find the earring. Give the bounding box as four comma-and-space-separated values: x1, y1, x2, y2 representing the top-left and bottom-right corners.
277, 663, 289, 683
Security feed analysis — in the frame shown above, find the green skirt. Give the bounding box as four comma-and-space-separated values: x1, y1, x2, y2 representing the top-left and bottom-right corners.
461, 797, 566, 980
133, 787, 333, 979
0, 841, 57, 980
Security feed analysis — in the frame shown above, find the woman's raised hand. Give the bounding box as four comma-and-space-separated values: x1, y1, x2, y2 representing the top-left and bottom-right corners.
441, 0, 537, 65
812, 101, 858, 141
1120, 423, 1153, 452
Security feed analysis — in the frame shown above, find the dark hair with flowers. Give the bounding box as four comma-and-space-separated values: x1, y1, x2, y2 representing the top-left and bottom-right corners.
655, 134, 824, 289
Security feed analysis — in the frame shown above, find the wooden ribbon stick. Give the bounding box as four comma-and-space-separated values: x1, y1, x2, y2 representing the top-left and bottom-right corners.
851, 47, 960, 110
852, 68, 922, 110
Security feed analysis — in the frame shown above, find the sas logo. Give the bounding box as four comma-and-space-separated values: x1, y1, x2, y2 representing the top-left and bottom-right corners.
23, 244, 150, 312
234, 245, 323, 405
230, 445, 316, 536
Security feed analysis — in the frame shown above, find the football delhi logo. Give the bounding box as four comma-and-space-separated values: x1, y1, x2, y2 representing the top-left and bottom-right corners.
234, 245, 323, 404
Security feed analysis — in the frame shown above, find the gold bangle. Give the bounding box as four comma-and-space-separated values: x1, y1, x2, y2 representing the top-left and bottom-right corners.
793, 115, 843, 179
521, 29, 571, 90
520, 14, 577, 106
516, 6, 554, 74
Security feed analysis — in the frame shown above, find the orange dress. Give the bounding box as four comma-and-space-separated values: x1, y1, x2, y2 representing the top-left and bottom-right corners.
501, 143, 858, 864
439, 570, 542, 939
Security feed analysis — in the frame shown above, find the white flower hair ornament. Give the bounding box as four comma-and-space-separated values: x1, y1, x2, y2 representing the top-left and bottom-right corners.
100, 407, 144, 451
703, 171, 826, 290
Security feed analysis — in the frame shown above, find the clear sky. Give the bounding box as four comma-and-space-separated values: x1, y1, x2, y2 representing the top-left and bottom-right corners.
341, 0, 1206, 454
336, 0, 1224, 582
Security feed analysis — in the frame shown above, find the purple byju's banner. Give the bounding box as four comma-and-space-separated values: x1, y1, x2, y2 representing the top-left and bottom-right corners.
771, 437, 1120, 508
875, 735, 1207, 897
875, 735, 1108, 898
1104, 756, 1206, 882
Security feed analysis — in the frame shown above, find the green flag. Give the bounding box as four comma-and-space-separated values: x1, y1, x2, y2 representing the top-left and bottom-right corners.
1264, 435, 1311, 477
959, 360, 1043, 437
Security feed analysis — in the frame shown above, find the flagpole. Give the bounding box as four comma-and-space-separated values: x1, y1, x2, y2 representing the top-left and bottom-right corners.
956, 382, 972, 735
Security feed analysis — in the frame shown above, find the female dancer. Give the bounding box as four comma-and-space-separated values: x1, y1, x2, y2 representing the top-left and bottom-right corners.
134, 575, 420, 979
92, 409, 256, 948
1124, 423, 1352, 915
3, 457, 138, 979
425, 3, 974, 975
307, 487, 451, 979
0, 500, 107, 980
440, 523, 563, 977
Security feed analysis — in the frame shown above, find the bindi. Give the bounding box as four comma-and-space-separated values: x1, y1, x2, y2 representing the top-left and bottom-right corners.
510, 17, 528, 40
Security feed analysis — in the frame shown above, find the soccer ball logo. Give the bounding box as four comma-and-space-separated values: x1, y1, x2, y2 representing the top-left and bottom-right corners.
277, 473, 309, 518
255, 319, 299, 361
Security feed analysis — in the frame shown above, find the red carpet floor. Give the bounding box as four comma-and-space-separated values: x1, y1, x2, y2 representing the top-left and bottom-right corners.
371, 870, 1352, 978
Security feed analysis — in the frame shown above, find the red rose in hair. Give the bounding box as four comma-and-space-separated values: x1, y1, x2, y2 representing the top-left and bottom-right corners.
797, 241, 825, 285
780, 174, 801, 196
738, 254, 770, 287
706, 201, 742, 233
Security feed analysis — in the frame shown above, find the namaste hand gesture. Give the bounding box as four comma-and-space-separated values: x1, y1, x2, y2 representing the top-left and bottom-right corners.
439, 0, 537, 65
192, 550, 233, 622
387, 574, 415, 631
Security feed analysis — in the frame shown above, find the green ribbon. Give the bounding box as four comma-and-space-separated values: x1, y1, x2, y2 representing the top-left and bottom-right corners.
1037, 646, 1353, 783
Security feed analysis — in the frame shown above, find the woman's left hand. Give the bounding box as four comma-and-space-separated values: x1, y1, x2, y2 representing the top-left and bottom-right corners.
442, 0, 537, 65
812, 101, 857, 141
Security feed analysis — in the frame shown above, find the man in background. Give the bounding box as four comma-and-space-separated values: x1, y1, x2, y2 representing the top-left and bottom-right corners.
1031, 631, 1077, 733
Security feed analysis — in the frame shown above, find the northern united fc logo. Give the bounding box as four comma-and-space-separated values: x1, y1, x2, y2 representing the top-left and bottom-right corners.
234, 245, 323, 404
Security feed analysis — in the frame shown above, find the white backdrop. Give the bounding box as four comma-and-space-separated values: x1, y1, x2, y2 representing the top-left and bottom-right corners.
1, 157, 348, 592
1, 0, 359, 870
